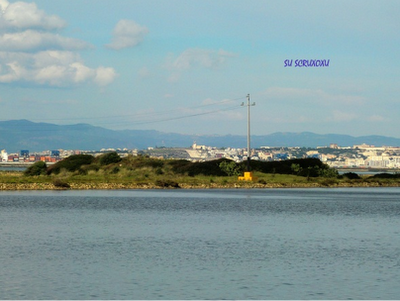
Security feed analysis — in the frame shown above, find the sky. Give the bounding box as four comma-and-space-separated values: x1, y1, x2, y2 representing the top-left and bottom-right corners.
0, 0, 399, 138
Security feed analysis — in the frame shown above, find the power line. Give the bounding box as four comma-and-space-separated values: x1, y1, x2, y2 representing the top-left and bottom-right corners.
27, 96, 246, 125
1, 95, 247, 131
118, 104, 242, 126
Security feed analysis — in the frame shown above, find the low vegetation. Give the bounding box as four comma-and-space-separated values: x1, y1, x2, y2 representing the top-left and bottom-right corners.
2, 152, 400, 190
24, 161, 47, 176
46, 154, 95, 175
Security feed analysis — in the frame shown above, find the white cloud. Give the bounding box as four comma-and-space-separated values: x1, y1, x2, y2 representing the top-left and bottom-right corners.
167, 48, 235, 71
71, 62, 96, 83
106, 19, 149, 50
0, 1, 116, 87
165, 48, 236, 82
0, 0, 66, 30
0, 51, 117, 87
94, 66, 118, 86
0, 30, 92, 52
0, 0, 8, 13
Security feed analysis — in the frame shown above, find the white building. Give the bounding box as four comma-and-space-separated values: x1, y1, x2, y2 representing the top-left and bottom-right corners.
366, 155, 390, 168
1, 149, 8, 162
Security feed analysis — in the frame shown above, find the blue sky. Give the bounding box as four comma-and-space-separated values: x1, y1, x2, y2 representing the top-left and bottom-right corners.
0, 0, 399, 138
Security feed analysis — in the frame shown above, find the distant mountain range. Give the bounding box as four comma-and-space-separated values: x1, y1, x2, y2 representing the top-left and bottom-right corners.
1, 119, 400, 152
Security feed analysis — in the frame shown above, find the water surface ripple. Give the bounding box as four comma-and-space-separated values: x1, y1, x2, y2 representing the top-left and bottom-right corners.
1, 188, 399, 299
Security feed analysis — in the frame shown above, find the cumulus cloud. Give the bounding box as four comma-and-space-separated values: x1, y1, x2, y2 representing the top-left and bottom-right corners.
0, 51, 117, 86
0, 1, 116, 87
165, 48, 236, 82
94, 66, 118, 86
0, 0, 66, 30
0, 30, 92, 52
106, 19, 149, 50
0, 0, 8, 13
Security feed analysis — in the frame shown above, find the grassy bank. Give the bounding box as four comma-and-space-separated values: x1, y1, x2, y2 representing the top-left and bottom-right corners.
1, 165, 400, 190
1, 153, 400, 190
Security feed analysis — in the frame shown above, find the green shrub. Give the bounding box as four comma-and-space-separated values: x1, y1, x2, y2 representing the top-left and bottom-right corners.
122, 155, 164, 169
342, 172, 361, 180
47, 154, 94, 175
291, 163, 302, 175
247, 158, 327, 177
319, 166, 339, 178
98, 152, 122, 166
52, 178, 70, 188
155, 167, 164, 175
154, 179, 180, 188
219, 160, 242, 176
24, 161, 47, 176
369, 173, 400, 179
168, 158, 231, 176
111, 166, 120, 174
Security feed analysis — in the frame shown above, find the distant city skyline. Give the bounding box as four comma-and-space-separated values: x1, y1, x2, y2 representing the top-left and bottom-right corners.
0, 0, 399, 137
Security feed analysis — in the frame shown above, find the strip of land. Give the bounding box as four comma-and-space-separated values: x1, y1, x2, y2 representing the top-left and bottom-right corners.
1, 178, 400, 190
2, 153, 400, 190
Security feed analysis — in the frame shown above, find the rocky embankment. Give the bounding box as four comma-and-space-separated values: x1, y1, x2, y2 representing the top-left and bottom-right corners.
1, 181, 399, 190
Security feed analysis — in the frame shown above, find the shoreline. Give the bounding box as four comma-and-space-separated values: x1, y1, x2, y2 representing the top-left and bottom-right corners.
1, 181, 400, 190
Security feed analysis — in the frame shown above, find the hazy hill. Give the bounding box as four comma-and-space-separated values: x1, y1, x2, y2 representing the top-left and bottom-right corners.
1, 119, 400, 152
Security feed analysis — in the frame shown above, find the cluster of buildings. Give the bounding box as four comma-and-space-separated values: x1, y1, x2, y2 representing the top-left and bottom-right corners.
321, 144, 400, 169
1, 149, 75, 164
184, 142, 400, 170
2, 142, 400, 170
0, 148, 133, 164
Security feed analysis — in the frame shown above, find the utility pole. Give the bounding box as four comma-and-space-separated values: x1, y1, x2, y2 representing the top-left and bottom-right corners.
238, 94, 256, 180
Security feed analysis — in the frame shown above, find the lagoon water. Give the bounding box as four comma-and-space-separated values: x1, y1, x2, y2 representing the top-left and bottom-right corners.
1, 188, 400, 299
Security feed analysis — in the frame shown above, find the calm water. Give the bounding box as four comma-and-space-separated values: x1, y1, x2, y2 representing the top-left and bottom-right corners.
1, 188, 400, 300
0, 166, 27, 172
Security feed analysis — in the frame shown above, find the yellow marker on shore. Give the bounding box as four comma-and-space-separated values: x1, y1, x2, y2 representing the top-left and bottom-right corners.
238, 171, 257, 181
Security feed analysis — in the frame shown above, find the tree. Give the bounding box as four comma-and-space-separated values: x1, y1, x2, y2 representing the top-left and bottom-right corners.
98, 152, 122, 166
291, 163, 302, 175
24, 161, 47, 176
47, 154, 94, 175
319, 167, 339, 178
219, 160, 242, 176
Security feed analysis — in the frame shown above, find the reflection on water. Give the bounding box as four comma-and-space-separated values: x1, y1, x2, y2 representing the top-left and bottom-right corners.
1, 188, 400, 299
0, 166, 26, 172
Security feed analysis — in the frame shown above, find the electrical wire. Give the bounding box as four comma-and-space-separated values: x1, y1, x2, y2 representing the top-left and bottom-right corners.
107, 104, 243, 126
1, 95, 247, 131
27, 96, 246, 124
